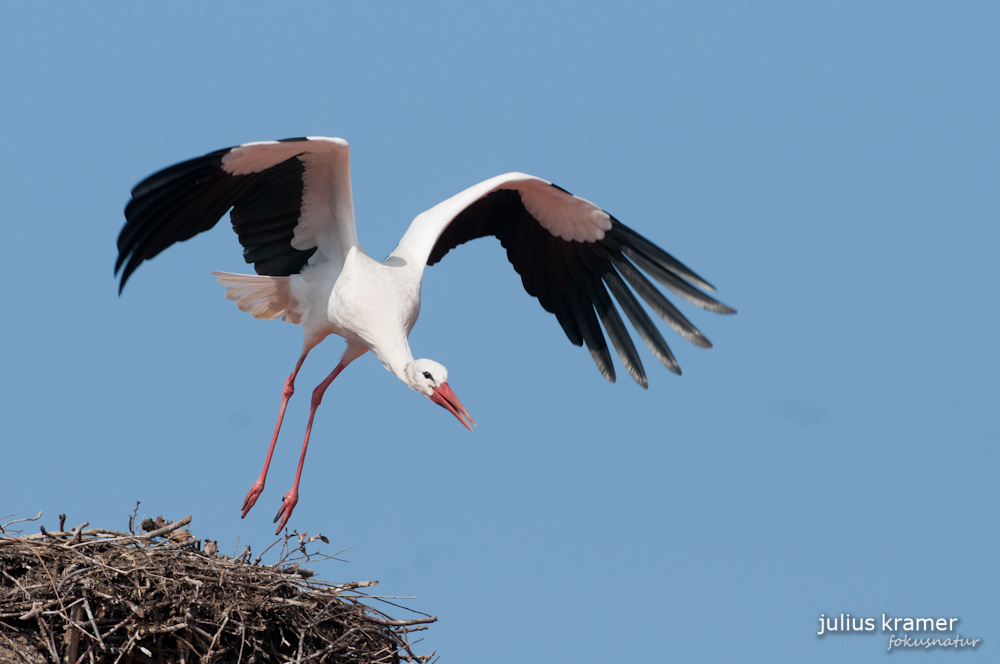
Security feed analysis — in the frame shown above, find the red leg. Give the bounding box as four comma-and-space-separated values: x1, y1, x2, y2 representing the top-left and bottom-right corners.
274, 361, 347, 534
241, 354, 307, 518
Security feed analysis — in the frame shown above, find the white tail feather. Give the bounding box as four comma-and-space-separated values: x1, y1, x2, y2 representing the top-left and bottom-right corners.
212, 271, 301, 324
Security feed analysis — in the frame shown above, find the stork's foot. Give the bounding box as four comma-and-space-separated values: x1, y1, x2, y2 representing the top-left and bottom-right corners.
273, 489, 299, 534
241, 479, 266, 518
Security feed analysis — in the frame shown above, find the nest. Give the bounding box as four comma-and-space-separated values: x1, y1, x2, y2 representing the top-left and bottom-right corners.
0, 511, 435, 664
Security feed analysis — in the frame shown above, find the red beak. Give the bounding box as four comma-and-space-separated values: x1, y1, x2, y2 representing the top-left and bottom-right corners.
430, 382, 475, 432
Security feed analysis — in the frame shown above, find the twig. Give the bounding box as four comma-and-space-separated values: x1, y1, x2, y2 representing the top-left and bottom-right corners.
69, 522, 89, 545
204, 606, 232, 661
1, 568, 33, 600
174, 632, 203, 660
0, 511, 42, 533
366, 615, 438, 627
128, 501, 140, 535
66, 602, 84, 664
81, 593, 104, 648
251, 536, 281, 565
73, 640, 98, 664
180, 616, 214, 644
112, 629, 140, 664
3, 527, 133, 543
146, 623, 188, 635
299, 627, 360, 662
370, 595, 436, 619
236, 616, 246, 664
34, 614, 61, 663
57, 566, 97, 592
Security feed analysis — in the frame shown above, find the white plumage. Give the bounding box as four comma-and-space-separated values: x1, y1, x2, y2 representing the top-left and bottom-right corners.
116, 136, 734, 532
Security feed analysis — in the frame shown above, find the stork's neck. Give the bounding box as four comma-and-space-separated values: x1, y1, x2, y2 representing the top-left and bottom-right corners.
370, 335, 417, 385
337, 246, 423, 387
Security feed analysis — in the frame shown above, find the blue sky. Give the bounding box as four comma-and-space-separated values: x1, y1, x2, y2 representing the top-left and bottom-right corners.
2, 3, 998, 662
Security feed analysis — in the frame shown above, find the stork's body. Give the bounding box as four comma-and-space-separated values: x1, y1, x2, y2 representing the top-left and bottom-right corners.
226, 243, 468, 529
291, 245, 423, 371
326, 246, 423, 374
116, 137, 734, 532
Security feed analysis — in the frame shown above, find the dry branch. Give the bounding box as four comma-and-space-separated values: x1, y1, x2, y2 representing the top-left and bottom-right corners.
0, 514, 435, 663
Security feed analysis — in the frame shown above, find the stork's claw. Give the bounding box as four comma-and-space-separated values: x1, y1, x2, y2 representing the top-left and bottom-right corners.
273, 489, 299, 534
241, 479, 265, 518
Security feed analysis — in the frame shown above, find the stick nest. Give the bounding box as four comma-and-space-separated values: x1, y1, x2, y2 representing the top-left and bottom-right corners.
0, 512, 435, 664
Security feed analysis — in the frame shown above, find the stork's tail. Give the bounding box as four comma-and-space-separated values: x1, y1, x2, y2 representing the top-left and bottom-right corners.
212, 271, 301, 324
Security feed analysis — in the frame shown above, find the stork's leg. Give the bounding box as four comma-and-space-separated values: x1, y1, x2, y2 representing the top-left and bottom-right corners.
241, 353, 308, 518
273, 360, 348, 534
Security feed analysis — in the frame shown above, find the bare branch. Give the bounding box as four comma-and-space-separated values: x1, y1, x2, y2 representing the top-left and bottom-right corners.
0, 511, 42, 533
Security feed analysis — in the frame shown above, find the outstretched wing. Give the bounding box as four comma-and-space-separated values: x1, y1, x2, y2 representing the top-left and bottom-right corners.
115, 137, 357, 292
394, 173, 735, 387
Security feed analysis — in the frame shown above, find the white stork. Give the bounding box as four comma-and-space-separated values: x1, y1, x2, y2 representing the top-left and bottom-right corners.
115, 137, 735, 533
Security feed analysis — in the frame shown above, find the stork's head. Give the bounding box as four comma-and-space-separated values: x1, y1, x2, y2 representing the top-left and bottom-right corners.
405, 359, 475, 431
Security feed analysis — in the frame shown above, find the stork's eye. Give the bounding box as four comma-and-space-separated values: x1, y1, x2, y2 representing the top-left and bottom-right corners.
422, 371, 433, 380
